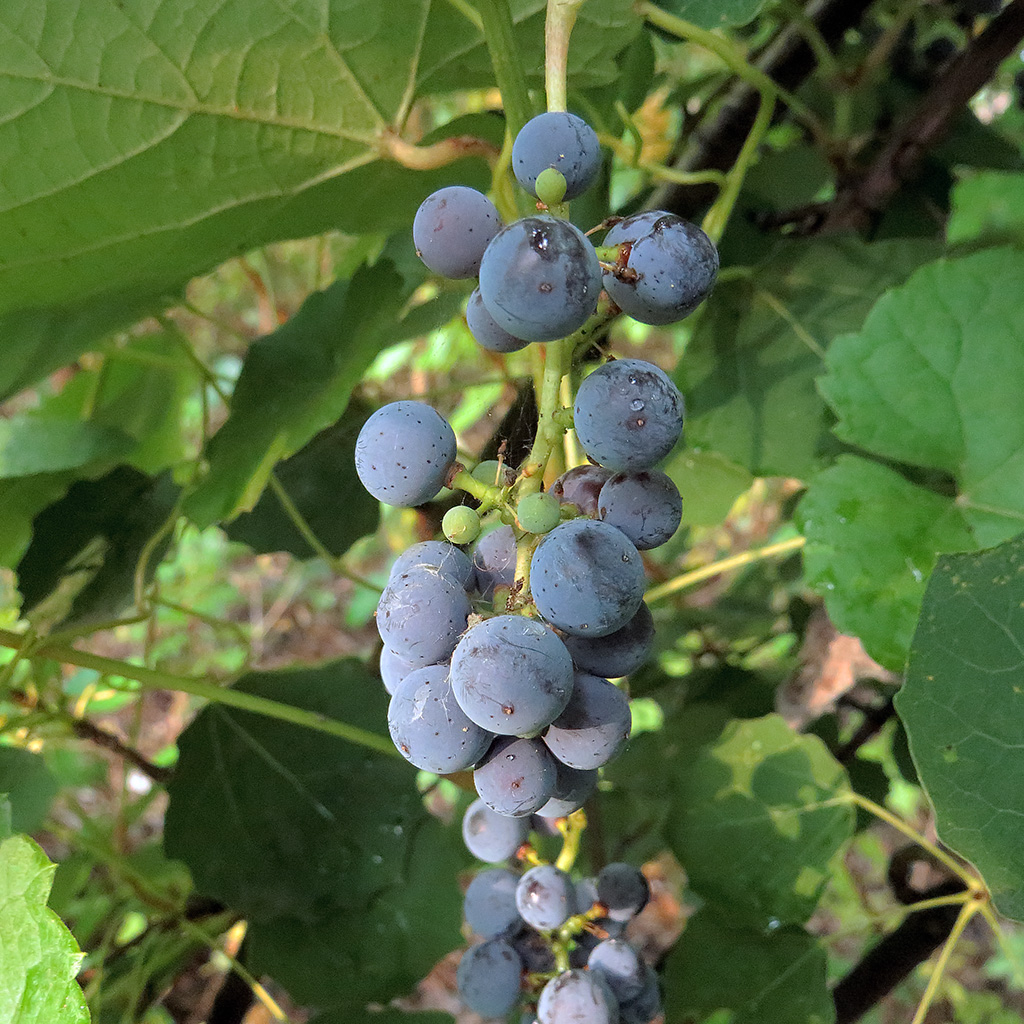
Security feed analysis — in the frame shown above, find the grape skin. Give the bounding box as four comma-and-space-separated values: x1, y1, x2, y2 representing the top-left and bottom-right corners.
563, 602, 655, 679
467, 288, 531, 353
387, 665, 493, 773
531, 519, 645, 637
413, 186, 502, 279
543, 672, 632, 771
390, 540, 475, 591
588, 939, 646, 1003
378, 645, 421, 696
515, 864, 576, 931
598, 470, 682, 550
375, 567, 470, 667
517, 491, 561, 534
512, 111, 602, 201
355, 401, 457, 507
456, 938, 524, 1017
603, 212, 719, 325
618, 963, 662, 1024
551, 464, 612, 516
450, 616, 574, 736
596, 863, 650, 922
573, 360, 684, 472
479, 217, 601, 343
472, 525, 517, 599
463, 798, 530, 861
464, 868, 522, 938
474, 736, 557, 818
535, 761, 597, 819
538, 968, 618, 1024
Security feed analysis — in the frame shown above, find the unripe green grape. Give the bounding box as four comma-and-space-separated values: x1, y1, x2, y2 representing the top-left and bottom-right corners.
517, 492, 561, 534
536, 167, 568, 206
473, 460, 513, 487
443, 505, 482, 545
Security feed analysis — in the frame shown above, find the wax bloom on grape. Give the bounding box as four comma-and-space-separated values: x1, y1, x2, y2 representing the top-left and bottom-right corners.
467, 288, 531, 353
551, 464, 612, 516
574, 360, 684, 472
456, 938, 523, 1017
474, 736, 557, 818
375, 567, 470, 668
512, 111, 602, 201
598, 470, 682, 550
355, 401, 457, 507
413, 186, 502, 279
562, 603, 655, 680
603, 211, 719, 325
472, 525, 517, 600
462, 798, 530, 862
479, 216, 601, 342
543, 671, 632, 771
389, 540, 474, 591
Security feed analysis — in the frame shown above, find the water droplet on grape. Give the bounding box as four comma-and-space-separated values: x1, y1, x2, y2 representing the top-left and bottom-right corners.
631, 399, 644, 411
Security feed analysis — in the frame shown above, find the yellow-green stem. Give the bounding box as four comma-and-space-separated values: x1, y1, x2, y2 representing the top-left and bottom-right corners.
519, 337, 574, 497
476, 0, 534, 139
545, 0, 583, 112
910, 901, 979, 1024
554, 808, 587, 872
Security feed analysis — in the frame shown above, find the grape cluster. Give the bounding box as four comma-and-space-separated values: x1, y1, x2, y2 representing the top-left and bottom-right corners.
355, 107, 720, 1024
456, 857, 662, 1024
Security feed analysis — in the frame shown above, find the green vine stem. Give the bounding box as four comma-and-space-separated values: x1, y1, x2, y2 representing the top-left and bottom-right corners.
476, 0, 535, 140
545, 0, 584, 112
517, 336, 575, 498
0, 628, 400, 759
910, 901, 980, 1024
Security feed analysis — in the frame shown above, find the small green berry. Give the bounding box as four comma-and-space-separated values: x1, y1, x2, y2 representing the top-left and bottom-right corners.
535, 167, 568, 206
443, 505, 482, 545
516, 491, 561, 534
472, 460, 510, 487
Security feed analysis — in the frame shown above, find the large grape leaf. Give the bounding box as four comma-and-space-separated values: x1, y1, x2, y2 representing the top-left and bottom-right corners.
896, 535, 1024, 921
948, 171, 1024, 246
648, 0, 773, 30
797, 456, 975, 672
677, 237, 939, 478
0, 832, 90, 1024
820, 248, 1024, 548
164, 662, 471, 1011
663, 908, 834, 1024
665, 714, 853, 928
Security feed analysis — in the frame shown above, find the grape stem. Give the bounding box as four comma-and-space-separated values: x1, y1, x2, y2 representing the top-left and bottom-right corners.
377, 128, 501, 170
554, 808, 587, 872
545, 0, 584, 112
449, 468, 514, 515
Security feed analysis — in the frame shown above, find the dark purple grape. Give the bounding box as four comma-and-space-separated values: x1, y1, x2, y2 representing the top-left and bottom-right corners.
450, 615, 574, 736
463, 798, 530, 861
355, 401, 457, 507
516, 864, 576, 931
551, 464, 612, 516
588, 939, 645, 1003
543, 672, 632, 770
474, 736, 557, 818
387, 665, 493, 773
472, 525, 517, 599
535, 761, 598, 819
538, 968, 618, 1024
603, 212, 718, 324
512, 111, 602, 201
573, 360, 683, 472
479, 217, 601, 343
389, 540, 474, 590
563, 602, 654, 679
413, 186, 502, 279
379, 645, 420, 695
596, 863, 649, 923
375, 567, 470, 667
456, 938, 523, 1017
618, 963, 661, 1024
530, 520, 645, 637
598, 470, 682, 550
512, 927, 557, 973
464, 868, 522, 938
467, 288, 532, 353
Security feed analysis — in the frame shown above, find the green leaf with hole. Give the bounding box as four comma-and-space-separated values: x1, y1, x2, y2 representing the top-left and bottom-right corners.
183, 261, 407, 528
797, 456, 975, 672
164, 661, 470, 1011
0, 833, 90, 1024
678, 237, 939, 477
663, 907, 834, 1024
896, 535, 1024, 922
665, 714, 853, 928
821, 247, 1024, 547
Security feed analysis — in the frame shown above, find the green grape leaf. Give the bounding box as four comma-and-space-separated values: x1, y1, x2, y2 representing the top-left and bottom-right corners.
663, 907, 835, 1024
16, 467, 179, 630
0, 477, 75, 568
164, 662, 470, 1010
797, 456, 975, 672
0, 749, 58, 835
896, 535, 1024, 921
948, 171, 1024, 246
665, 714, 853, 928
183, 261, 407, 528
225, 402, 379, 558
664, 449, 753, 527
820, 247, 1024, 547
678, 237, 939, 477
0, 419, 132, 478
648, 0, 773, 30
0, 833, 90, 1024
